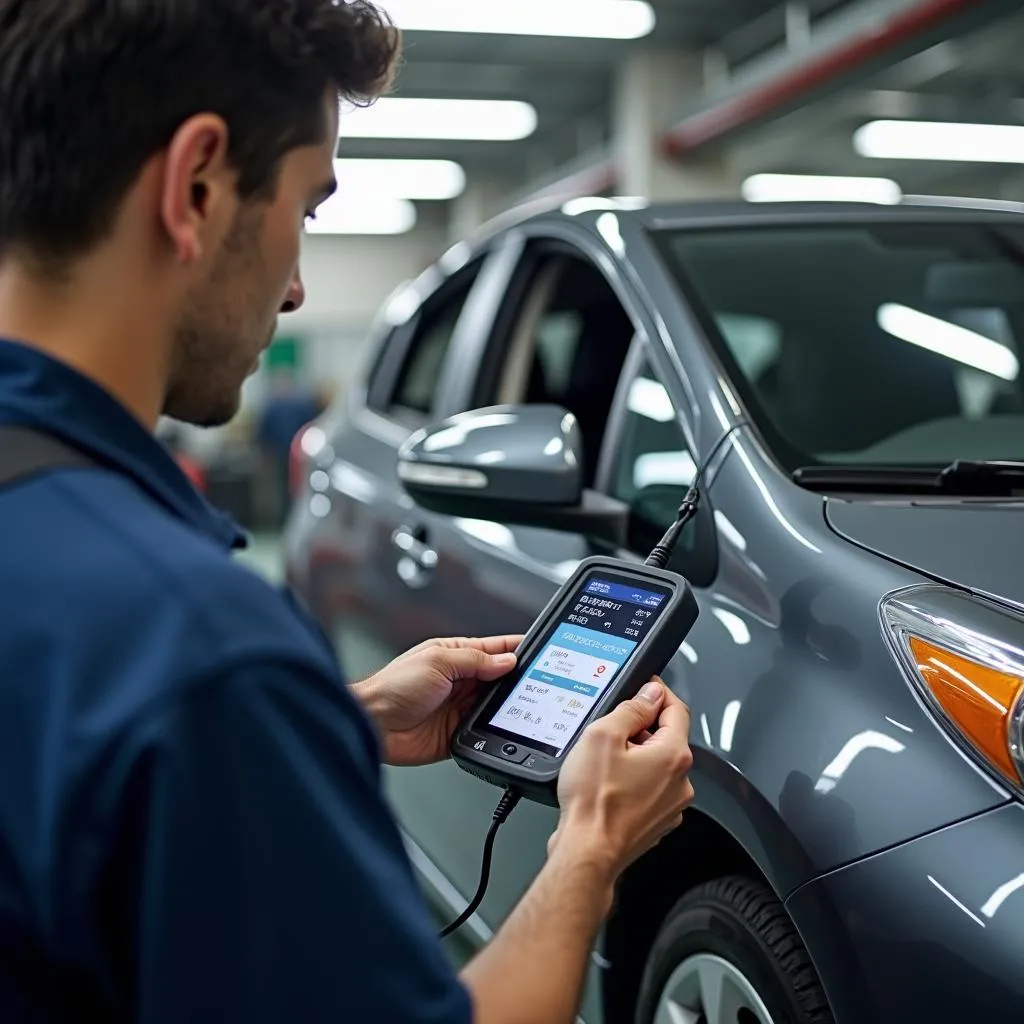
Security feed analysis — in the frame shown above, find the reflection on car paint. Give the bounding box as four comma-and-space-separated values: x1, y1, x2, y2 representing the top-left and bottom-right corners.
814, 730, 906, 795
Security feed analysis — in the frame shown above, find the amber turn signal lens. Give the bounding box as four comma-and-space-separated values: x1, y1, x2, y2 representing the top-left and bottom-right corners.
909, 636, 1024, 784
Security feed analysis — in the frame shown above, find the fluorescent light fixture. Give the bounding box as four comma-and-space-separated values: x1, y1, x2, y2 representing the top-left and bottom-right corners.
340, 97, 537, 141
742, 173, 902, 204
383, 0, 655, 39
878, 303, 1020, 381
305, 195, 416, 235
333, 159, 465, 200
854, 120, 1024, 163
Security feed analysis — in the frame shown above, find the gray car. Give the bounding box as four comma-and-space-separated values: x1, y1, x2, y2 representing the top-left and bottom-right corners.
284, 198, 1024, 1024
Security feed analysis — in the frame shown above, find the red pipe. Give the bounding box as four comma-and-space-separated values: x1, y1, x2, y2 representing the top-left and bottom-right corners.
661, 0, 983, 157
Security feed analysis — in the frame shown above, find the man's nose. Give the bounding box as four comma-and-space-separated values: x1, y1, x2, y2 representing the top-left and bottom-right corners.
281, 271, 306, 313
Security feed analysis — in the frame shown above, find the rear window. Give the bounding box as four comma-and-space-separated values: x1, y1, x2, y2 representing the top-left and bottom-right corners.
656, 221, 1024, 470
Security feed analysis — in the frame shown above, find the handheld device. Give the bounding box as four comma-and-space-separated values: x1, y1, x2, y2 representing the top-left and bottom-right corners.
452, 557, 698, 805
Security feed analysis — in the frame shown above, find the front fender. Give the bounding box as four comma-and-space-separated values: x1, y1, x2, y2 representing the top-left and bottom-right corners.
668, 438, 1008, 891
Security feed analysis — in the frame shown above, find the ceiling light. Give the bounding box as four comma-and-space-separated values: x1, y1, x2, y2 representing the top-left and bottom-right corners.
383, 0, 655, 39
854, 120, 1024, 163
333, 159, 465, 200
305, 195, 417, 236
742, 173, 902, 204
878, 303, 1020, 381
340, 98, 537, 141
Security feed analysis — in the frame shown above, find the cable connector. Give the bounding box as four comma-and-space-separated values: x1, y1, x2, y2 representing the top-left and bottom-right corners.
644, 425, 742, 570
492, 786, 522, 826
644, 485, 700, 570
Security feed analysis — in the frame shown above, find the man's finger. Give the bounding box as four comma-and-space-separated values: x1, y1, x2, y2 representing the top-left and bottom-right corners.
601, 680, 665, 740
473, 634, 524, 656
409, 635, 523, 656
434, 645, 517, 682
648, 688, 692, 741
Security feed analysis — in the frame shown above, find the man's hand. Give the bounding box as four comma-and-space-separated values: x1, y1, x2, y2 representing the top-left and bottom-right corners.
351, 636, 522, 767
548, 679, 694, 883
460, 678, 694, 1024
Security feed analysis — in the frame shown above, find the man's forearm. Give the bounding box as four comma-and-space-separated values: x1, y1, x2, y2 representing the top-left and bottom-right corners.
460, 839, 616, 1024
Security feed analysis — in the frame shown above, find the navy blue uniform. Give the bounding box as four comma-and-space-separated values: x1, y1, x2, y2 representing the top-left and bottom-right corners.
0, 340, 471, 1023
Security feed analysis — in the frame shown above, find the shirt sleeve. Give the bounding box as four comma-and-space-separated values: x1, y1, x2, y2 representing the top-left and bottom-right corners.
107, 660, 473, 1024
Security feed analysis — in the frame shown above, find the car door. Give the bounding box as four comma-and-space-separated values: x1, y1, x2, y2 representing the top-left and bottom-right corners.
388, 237, 667, 923
322, 252, 499, 679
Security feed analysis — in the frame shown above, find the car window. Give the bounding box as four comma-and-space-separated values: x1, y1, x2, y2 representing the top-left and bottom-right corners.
483, 252, 636, 487
381, 259, 484, 420
609, 359, 700, 559
656, 223, 1024, 470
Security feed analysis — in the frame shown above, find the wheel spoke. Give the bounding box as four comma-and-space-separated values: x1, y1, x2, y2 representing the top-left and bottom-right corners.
655, 999, 701, 1024
699, 957, 752, 1024
697, 957, 729, 1024
655, 951, 776, 1024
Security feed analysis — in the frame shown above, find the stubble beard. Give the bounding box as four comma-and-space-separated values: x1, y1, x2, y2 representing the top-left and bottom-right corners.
163, 203, 269, 429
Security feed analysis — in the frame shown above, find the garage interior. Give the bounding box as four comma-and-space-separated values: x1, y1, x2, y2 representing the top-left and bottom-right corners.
166, 3, 1024, 1022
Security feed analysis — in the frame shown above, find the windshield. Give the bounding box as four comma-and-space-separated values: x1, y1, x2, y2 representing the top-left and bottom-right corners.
656, 221, 1024, 471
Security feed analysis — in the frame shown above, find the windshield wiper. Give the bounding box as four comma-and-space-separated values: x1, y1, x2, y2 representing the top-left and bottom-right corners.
793, 460, 1024, 496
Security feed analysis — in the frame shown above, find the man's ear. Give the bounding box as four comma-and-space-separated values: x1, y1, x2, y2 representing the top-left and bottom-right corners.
160, 114, 236, 265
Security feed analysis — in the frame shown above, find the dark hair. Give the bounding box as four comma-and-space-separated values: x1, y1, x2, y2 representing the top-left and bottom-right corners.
0, 0, 400, 271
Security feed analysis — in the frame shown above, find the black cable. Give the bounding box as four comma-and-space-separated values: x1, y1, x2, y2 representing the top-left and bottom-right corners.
439, 787, 522, 939
645, 424, 743, 570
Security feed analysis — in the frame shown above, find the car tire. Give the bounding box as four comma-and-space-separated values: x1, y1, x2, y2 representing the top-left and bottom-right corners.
635, 876, 833, 1024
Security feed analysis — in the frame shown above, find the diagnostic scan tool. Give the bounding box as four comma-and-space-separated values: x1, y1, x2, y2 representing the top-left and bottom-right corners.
452, 557, 698, 806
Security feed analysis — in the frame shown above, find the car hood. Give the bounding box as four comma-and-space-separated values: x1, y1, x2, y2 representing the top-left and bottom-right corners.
825, 497, 1024, 611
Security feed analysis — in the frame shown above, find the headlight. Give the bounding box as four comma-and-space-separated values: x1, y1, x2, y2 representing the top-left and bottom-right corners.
882, 586, 1024, 791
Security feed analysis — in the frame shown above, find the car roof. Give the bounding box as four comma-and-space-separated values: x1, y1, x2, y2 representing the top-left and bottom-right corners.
461, 193, 1024, 252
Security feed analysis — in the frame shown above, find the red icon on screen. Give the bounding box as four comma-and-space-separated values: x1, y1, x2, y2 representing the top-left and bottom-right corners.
594, 665, 607, 677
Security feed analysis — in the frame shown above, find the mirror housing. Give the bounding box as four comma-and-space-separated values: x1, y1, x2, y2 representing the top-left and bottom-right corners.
397, 405, 629, 546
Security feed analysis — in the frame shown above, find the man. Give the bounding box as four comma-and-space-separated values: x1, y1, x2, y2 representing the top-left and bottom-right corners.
0, 3, 695, 1023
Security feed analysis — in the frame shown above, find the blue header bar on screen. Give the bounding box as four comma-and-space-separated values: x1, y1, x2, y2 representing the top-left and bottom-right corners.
585, 578, 665, 609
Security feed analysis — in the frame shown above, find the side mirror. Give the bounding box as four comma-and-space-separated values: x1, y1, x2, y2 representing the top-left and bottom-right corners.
397, 405, 629, 546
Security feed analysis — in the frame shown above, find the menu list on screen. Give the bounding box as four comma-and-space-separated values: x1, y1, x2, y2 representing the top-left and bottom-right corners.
488, 575, 670, 755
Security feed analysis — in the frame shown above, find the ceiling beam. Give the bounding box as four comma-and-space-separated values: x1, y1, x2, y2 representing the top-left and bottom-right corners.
661, 0, 1016, 156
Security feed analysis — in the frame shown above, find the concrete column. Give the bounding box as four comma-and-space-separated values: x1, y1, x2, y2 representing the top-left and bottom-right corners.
613, 50, 739, 201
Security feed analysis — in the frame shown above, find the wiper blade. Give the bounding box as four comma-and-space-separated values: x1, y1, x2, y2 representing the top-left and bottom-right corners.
793, 460, 1024, 496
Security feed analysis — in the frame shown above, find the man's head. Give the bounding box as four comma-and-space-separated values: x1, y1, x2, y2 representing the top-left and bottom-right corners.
0, 0, 399, 426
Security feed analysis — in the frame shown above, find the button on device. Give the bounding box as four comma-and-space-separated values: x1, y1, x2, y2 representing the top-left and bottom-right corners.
497, 742, 530, 764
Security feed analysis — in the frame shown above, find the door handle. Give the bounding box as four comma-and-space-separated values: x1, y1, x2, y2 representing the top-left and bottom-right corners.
392, 525, 438, 588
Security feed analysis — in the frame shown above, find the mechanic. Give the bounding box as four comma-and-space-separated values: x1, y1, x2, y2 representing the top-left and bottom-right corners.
0, 3, 695, 1023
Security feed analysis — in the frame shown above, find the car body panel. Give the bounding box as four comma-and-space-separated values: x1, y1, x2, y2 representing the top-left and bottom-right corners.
785, 802, 1024, 1024
671, 431, 1009, 889
826, 498, 1024, 611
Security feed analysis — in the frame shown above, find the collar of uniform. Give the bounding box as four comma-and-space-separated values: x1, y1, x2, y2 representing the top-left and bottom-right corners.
0, 338, 248, 551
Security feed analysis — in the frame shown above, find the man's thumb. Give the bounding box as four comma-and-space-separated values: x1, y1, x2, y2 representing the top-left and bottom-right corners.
608, 680, 665, 735
438, 646, 516, 681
